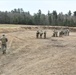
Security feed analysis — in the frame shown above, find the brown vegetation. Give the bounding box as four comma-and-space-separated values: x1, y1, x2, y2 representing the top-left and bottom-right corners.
0, 25, 76, 75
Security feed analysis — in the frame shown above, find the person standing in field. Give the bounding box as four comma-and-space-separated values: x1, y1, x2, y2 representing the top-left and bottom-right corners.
0, 34, 8, 54
40, 30, 43, 38
36, 30, 39, 38
44, 31, 46, 39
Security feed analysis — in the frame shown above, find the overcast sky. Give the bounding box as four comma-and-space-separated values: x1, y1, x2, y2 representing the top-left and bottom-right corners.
0, 0, 75, 15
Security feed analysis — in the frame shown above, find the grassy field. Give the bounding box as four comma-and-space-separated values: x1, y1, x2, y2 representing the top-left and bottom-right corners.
0, 24, 19, 26
0, 28, 76, 75
0, 25, 75, 75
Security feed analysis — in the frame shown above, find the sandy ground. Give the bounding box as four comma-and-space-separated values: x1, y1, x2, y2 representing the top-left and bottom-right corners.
0, 29, 76, 75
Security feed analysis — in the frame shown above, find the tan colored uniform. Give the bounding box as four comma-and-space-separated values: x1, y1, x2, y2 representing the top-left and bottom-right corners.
1, 37, 8, 54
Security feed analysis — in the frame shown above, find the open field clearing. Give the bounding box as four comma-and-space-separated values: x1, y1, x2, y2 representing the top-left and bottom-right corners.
0, 25, 76, 75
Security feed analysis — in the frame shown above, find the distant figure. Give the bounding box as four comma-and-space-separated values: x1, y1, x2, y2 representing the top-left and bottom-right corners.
0, 34, 8, 54
59, 30, 64, 37
36, 30, 39, 38
52, 30, 58, 37
65, 29, 69, 36
44, 31, 46, 39
40, 30, 43, 38
60, 29, 69, 36
67, 29, 69, 36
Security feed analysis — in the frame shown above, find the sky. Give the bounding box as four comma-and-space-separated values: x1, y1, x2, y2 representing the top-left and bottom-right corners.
0, 0, 76, 15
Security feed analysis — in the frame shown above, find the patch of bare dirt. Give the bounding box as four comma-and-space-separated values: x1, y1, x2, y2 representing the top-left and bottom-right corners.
0, 28, 76, 75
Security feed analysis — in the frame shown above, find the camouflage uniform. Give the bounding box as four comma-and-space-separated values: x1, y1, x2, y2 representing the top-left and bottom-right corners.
53, 30, 58, 37
40, 30, 43, 38
44, 31, 46, 39
66, 29, 69, 36
36, 31, 39, 38
62, 29, 69, 36
59, 30, 64, 37
0, 35, 8, 54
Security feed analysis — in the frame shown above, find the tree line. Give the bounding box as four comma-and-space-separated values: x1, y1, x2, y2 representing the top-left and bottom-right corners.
0, 8, 76, 27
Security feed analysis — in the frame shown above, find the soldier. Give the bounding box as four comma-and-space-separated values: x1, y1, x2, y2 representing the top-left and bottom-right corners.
0, 34, 8, 54
64, 29, 67, 36
62, 29, 69, 36
44, 31, 46, 39
52, 30, 55, 37
36, 30, 39, 38
52, 30, 58, 37
40, 30, 43, 38
55, 31, 58, 37
59, 30, 64, 37
66, 29, 69, 36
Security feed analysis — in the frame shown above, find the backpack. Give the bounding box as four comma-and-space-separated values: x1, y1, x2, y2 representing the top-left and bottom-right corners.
1, 38, 8, 44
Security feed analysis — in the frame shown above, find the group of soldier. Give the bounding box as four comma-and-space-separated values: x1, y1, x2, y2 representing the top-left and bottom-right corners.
0, 27, 70, 55
36, 27, 70, 39
36, 30, 46, 39
52, 28, 69, 37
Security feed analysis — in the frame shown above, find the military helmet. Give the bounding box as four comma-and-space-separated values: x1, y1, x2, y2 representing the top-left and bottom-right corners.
2, 34, 5, 36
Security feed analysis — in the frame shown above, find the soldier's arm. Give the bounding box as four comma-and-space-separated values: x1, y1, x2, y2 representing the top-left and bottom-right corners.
6, 38, 8, 42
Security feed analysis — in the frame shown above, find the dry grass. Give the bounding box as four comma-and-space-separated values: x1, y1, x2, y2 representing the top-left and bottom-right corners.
0, 25, 76, 75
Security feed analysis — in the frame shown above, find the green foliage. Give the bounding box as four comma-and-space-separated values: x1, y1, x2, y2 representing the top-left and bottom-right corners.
0, 8, 76, 27
73, 11, 76, 16
68, 10, 72, 16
